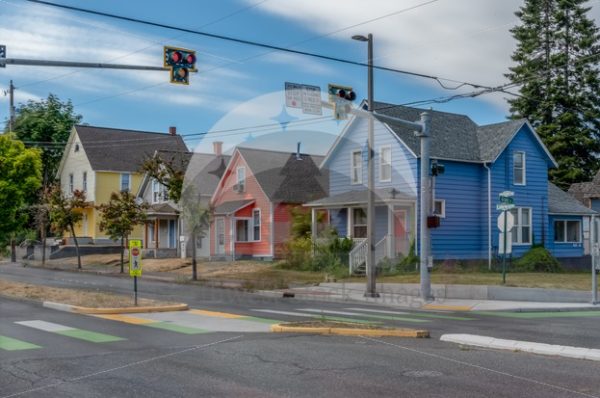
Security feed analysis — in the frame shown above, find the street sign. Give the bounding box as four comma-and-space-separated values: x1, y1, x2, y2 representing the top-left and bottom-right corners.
497, 211, 515, 232
499, 231, 512, 255
129, 240, 142, 277
499, 191, 515, 205
496, 203, 515, 211
284, 82, 322, 115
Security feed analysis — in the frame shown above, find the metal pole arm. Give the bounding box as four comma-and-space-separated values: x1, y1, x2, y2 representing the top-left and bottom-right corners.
0, 58, 177, 71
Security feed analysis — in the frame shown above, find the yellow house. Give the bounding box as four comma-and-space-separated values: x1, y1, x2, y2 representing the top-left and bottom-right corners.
56, 125, 188, 244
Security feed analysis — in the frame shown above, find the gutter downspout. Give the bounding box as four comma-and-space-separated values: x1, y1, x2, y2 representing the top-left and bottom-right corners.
484, 163, 492, 270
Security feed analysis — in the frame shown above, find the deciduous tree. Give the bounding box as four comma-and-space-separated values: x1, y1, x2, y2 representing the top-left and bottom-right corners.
48, 186, 86, 269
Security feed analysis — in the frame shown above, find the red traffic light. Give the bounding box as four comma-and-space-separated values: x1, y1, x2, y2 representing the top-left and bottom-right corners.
186, 53, 196, 64
171, 51, 182, 63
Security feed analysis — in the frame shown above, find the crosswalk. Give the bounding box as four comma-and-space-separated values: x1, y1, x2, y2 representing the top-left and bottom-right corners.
1, 306, 475, 352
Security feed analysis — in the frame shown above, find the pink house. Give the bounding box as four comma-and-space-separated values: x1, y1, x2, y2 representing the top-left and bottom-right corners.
210, 147, 327, 260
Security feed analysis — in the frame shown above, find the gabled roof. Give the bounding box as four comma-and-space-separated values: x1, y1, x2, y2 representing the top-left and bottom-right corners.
185, 152, 231, 197
74, 125, 188, 172
214, 199, 255, 215
235, 147, 328, 203
328, 101, 557, 165
568, 170, 600, 202
137, 150, 194, 199
548, 182, 596, 215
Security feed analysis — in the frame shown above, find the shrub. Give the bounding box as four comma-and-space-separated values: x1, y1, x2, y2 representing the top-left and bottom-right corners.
395, 239, 419, 273
513, 246, 563, 273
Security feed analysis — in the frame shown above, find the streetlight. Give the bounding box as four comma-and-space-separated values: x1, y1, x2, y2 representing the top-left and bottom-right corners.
352, 34, 379, 298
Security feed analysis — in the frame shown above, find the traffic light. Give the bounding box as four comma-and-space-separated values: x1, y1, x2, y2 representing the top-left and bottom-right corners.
0, 45, 5, 68
328, 84, 356, 102
164, 46, 197, 85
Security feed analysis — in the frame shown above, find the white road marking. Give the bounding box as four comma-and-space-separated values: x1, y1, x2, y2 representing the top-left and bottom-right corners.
345, 308, 409, 315
15, 320, 74, 332
297, 309, 372, 317
251, 309, 316, 318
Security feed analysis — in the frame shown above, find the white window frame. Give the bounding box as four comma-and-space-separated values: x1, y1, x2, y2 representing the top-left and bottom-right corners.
351, 150, 363, 185
252, 209, 261, 242
82, 171, 87, 192
554, 219, 582, 243
69, 173, 74, 193
510, 207, 532, 245
433, 199, 445, 218
513, 151, 526, 186
236, 166, 246, 192
379, 145, 392, 183
120, 173, 131, 192
152, 179, 160, 203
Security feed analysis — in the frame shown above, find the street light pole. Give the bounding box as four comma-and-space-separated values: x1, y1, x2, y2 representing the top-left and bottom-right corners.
417, 112, 432, 300
353, 33, 379, 298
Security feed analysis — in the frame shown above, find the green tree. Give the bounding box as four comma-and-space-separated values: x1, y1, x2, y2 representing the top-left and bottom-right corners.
0, 135, 42, 259
141, 152, 186, 204
48, 186, 87, 269
181, 186, 210, 280
97, 191, 148, 273
506, 0, 600, 188
7, 94, 82, 185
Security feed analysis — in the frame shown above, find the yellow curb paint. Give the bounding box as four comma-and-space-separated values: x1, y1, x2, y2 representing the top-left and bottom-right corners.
270, 324, 429, 338
422, 304, 473, 312
72, 303, 189, 314
93, 314, 156, 325
188, 309, 244, 319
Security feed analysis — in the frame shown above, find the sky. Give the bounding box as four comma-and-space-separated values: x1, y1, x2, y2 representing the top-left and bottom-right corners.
2, 0, 600, 155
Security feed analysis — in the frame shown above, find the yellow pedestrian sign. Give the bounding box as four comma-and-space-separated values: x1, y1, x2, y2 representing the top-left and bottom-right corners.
129, 240, 142, 277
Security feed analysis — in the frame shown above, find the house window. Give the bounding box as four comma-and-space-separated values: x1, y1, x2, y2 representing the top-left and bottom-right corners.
120, 173, 130, 192
69, 173, 74, 192
433, 199, 445, 218
379, 146, 391, 182
148, 223, 155, 243
510, 207, 532, 244
151, 179, 169, 203
236, 167, 246, 192
253, 209, 261, 241
353, 208, 367, 238
236, 219, 250, 242
82, 172, 87, 192
351, 150, 362, 184
554, 220, 581, 243
513, 152, 526, 185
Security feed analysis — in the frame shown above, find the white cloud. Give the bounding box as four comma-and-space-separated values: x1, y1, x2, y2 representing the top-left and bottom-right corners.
263, 52, 336, 76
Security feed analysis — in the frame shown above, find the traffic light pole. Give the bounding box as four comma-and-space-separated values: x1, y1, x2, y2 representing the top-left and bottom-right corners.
0, 58, 170, 71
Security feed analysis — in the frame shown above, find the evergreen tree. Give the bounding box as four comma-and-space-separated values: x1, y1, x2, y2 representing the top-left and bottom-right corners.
506, 0, 600, 188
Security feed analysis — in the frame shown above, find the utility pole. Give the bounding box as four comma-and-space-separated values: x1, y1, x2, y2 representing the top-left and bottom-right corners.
9, 80, 15, 132
592, 215, 598, 305
416, 112, 432, 300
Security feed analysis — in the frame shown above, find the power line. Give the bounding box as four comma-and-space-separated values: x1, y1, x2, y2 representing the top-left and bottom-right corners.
25, 0, 494, 91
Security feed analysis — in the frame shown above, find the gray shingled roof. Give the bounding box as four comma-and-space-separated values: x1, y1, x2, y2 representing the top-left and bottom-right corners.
371, 102, 547, 163
237, 147, 328, 203
568, 170, 600, 201
185, 153, 231, 197
305, 188, 416, 207
214, 199, 255, 215
75, 125, 188, 172
548, 182, 596, 215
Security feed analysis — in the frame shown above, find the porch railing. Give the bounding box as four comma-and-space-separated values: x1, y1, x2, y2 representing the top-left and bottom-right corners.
348, 238, 367, 274
375, 234, 391, 265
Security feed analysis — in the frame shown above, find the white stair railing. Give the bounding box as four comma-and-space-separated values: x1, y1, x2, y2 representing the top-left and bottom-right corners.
348, 238, 367, 274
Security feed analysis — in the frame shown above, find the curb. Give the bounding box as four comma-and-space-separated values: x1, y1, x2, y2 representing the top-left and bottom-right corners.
422, 304, 473, 312
43, 301, 189, 314
271, 323, 429, 338
440, 333, 600, 362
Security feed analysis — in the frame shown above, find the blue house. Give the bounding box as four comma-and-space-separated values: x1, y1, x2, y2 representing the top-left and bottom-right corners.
305, 102, 596, 272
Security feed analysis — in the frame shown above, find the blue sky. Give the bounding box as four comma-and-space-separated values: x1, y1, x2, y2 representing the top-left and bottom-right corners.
2, 0, 600, 154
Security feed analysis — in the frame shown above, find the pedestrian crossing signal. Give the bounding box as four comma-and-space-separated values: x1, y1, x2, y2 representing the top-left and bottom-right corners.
164, 46, 197, 85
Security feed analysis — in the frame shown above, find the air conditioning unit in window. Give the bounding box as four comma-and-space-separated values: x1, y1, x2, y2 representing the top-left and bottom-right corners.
233, 184, 242, 192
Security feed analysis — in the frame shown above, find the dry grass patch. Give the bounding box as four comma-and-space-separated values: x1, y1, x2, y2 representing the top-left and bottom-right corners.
0, 278, 175, 308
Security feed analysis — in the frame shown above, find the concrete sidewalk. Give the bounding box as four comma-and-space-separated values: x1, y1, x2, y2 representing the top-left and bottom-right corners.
258, 283, 600, 312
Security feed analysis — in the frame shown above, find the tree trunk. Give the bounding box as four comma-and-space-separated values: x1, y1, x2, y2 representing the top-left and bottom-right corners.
41, 220, 47, 266
70, 224, 82, 269
192, 230, 197, 281
120, 236, 125, 273
10, 237, 16, 262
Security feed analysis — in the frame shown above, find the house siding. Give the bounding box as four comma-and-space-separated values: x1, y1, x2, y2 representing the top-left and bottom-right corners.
326, 117, 417, 197
490, 126, 550, 258
547, 215, 585, 257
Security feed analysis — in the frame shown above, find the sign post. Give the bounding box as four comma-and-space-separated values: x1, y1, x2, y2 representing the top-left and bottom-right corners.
129, 240, 142, 306
497, 191, 515, 284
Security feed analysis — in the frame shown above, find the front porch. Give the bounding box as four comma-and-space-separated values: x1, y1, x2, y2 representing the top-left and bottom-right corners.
143, 203, 180, 258
306, 190, 417, 274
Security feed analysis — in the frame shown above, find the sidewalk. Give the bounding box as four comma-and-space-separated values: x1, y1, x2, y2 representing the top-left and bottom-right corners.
257, 283, 600, 312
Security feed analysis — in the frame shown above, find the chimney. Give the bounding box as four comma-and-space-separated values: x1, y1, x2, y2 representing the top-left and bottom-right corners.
296, 142, 302, 160
168, 126, 176, 136
213, 141, 223, 156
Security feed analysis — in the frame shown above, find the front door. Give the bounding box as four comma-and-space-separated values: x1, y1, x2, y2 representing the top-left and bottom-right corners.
216, 218, 225, 255
393, 210, 408, 255
168, 220, 176, 248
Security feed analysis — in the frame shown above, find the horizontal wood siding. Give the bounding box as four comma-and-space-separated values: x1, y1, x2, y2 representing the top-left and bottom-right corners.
547, 215, 585, 257
326, 117, 417, 197
431, 160, 486, 259
490, 125, 550, 258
